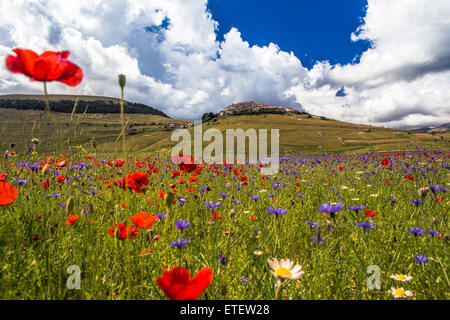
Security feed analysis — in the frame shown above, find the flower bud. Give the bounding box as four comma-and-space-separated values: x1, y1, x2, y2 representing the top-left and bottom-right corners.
66, 196, 74, 213
164, 191, 175, 209
42, 164, 51, 175
118, 74, 126, 89
31, 138, 40, 145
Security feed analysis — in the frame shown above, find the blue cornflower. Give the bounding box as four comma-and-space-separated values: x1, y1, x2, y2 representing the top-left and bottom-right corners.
205, 200, 222, 210
156, 212, 167, 220
47, 193, 61, 198
240, 276, 248, 285
170, 237, 188, 249
312, 229, 325, 243
411, 199, 423, 206
304, 220, 319, 229
251, 195, 260, 201
177, 197, 187, 208
319, 202, 344, 218
414, 254, 428, 264
408, 227, 425, 236
267, 207, 287, 216
219, 193, 229, 198
348, 205, 366, 212
14, 178, 27, 185
355, 222, 374, 230
174, 219, 190, 231
429, 184, 442, 193
219, 254, 229, 267
427, 230, 440, 237
89, 189, 99, 195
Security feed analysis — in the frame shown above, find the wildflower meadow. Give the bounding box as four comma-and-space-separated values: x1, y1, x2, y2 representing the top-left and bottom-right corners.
0, 48, 449, 301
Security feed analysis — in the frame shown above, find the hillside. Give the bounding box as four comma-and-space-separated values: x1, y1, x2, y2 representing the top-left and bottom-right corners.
0, 94, 169, 117
0, 107, 189, 155
147, 113, 450, 154
0, 98, 448, 155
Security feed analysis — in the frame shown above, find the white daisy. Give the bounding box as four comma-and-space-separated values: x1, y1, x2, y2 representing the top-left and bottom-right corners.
390, 274, 413, 282
267, 258, 304, 280
253, 250, 263, 256
389, 287, 414, 298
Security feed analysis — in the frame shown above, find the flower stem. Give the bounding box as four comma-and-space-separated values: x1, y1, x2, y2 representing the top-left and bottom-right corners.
43, 81, 50, 152
275, 278, 283, 300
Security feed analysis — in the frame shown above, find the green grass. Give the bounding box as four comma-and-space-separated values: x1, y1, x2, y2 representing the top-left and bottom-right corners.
0, 104, 448, 300
148, 113, 450, 154
0, 146, 448, 300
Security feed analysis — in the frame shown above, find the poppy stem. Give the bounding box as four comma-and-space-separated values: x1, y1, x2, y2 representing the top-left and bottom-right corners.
43, 81, 50, 152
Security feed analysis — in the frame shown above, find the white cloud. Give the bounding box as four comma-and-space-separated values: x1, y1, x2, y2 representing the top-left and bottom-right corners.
0, 0, 449, 128
289, 0, 450, 128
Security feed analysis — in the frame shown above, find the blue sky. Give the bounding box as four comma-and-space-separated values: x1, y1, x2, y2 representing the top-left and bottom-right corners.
208, 0, 371, 69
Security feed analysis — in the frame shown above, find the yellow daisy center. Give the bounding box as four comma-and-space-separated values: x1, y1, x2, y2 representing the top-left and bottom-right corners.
394, 288, 405, 296
275, 267, 291, 277
397, 274, 406, 280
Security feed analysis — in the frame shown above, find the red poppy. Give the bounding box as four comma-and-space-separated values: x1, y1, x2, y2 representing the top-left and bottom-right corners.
364, 210, 376, 218
107, 222, 138, 240
5, 48, 83, 86
0, 182, 19, 206
128, 171, 149, 193
172, 154, 197, 173
405, 175, 415, 181
57, 175, 66, 183
115, 171, 149, 193
130, 211, 157, 229
381, 158, 390, 166
65, 215, 79, 226
115, 160, 125, 167
0, 173, 8, 182
156, 266, 213, 300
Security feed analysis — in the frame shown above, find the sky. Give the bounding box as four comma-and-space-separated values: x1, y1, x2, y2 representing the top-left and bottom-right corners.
207, 0, 371, 69
0, 0, 449, 129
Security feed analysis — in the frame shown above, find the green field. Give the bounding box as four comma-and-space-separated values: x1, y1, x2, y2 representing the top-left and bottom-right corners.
1, 107, 448, 156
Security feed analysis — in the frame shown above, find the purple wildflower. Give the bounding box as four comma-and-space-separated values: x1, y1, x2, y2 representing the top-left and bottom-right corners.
408, 227, 425, 236
170, 237, 188, 249
414, 254, 428, 264
267, 207, 287, 216
174, 219, 190, 231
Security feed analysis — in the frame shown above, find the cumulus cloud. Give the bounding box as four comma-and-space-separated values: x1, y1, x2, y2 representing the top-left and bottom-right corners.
289, 0, 450, 128
0, 0, 449, 128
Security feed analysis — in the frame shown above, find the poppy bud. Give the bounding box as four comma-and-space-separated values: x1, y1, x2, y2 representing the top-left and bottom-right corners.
66, 196, 74, 213
164, 192, 175, 209
114, 228, 122, 240
118, 74, 126, 89
42, 164, 51, 175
